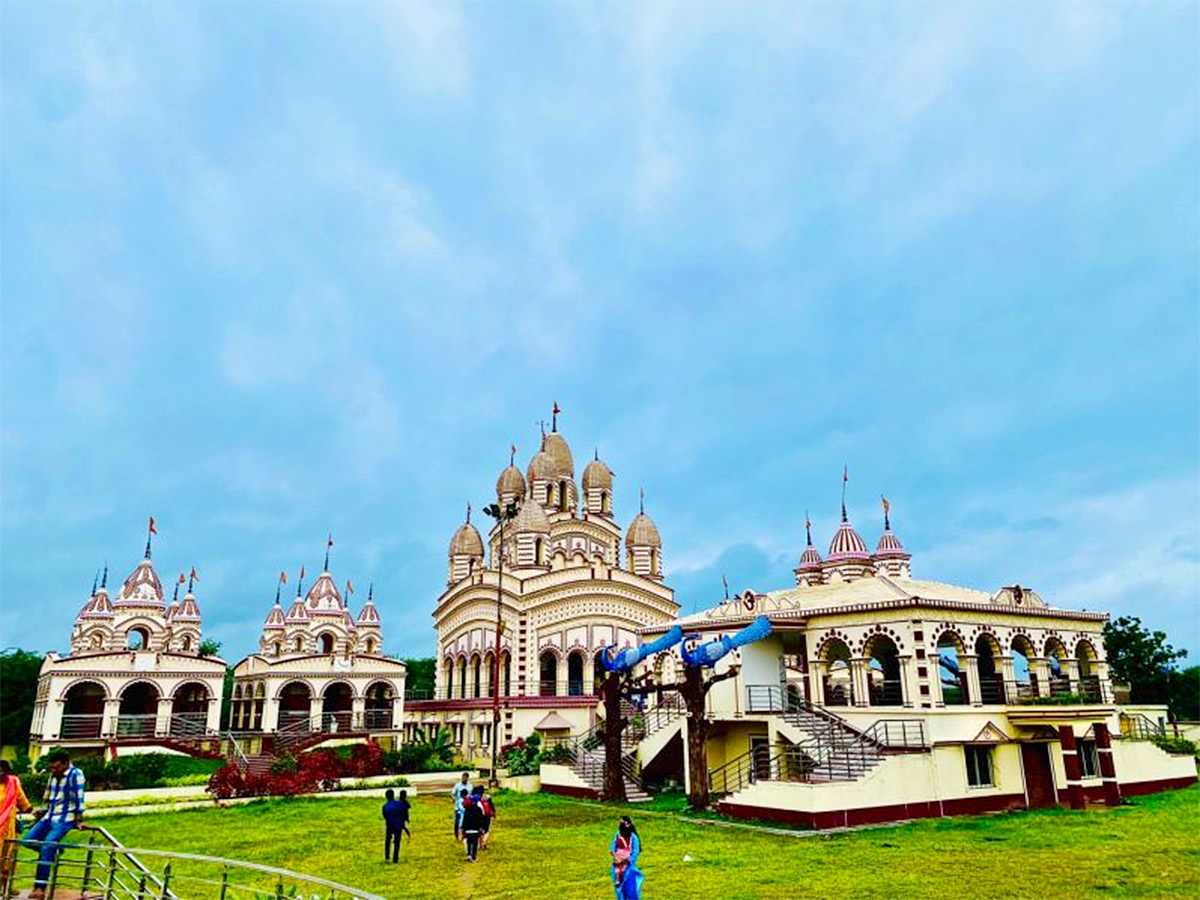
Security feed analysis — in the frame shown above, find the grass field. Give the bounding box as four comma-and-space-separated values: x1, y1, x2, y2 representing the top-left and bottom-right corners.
70, 785, 1200, 899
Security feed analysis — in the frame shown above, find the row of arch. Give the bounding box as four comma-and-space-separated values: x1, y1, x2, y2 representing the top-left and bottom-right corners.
817, 631, 1103, 707
76, 625, 199, 653
265, 632, 379, 657
230, 680, 397, 732
59, 679, 212, 739
441, 647, 610, 698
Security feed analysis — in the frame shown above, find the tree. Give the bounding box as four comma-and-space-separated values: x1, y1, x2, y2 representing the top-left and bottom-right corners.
1103, 616, 1187, 710
198, 638, 222, 657
402, 658, 436, 697
0, 650, 43, 746
1169, 665, 1200, 723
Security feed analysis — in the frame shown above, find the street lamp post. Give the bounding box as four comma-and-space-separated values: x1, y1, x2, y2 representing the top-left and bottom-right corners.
483, 499, 518, 786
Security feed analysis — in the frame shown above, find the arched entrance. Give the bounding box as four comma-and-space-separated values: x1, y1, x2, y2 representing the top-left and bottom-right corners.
118, 682, 160, 737
539, 651, 558, 696
322, 682, 354, 732
279, 682, 313, 733
1011, 635, 1037, 699
171, 682, 210, 737
365, 682, 394, 731
820, 639, 853, 706
1076, 640, 1100, 700
62, 682, 105, 739
936, 632, 967, 705
975, 635, 1004, 703
866, 636, 903, 706
1045, 638, 1070, 697
567, 651, 585, 696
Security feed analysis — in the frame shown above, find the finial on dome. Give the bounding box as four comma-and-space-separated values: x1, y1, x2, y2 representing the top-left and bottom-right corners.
91, 570, 99, 597
145, 515, 157, 559
639, 486, 645, 515
297, 564, 305, 597
101, 562, 108, 590
594, 447, 599, 461
510, 443, 516, 466
173, 573, 184, 604
841, 466, 849, 522
367, 583, 374, 604
552, 400, 561, 432
188, 566, 199, 594
466, 503, 471, 524
324, 534, 333, 572
805, 511, 813, 547
882, 495, 891, 531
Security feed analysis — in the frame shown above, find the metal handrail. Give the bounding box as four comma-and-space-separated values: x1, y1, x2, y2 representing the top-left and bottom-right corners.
1120, 712, 1166, 741
4, 826, 387, 900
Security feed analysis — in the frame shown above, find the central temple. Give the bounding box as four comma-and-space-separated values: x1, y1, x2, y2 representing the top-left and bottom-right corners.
406, 411, 679, 758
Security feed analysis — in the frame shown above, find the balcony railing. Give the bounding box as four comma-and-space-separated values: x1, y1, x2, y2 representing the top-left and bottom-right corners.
1005, 677, 1112, 705
59, 714, 103, 739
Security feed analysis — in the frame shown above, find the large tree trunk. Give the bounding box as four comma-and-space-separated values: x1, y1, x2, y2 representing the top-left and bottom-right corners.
601, 671, 627, 802
682, 668, 712, 810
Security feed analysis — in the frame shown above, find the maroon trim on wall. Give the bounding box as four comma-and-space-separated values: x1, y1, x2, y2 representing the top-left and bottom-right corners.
1119, 776, 1197, 797
716, 793, 1026, 830
540, 783, 601, 800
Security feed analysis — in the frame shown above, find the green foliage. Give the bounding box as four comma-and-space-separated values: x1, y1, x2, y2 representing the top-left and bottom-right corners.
397, 726, 457, 773
402, 657, 436, 697
198, 638, 222, 657
1150, 734, 1198, 757
220, 667, 235, 730
0, 649, 43, 745
540, 742, 574, 764
29, 751, 221, 793
1016, 693, 1093, 706
499, 732, 541, 776
1170, 665, 1200, 722
1103, 617, 1187, 712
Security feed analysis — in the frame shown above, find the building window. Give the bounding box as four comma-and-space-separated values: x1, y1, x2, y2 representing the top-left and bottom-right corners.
965, 745, 994, 788
1079, 740, 1099, 779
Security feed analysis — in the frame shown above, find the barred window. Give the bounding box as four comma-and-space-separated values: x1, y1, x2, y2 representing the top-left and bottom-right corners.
1079, 740, 1099, 779
965, 745, 994, 787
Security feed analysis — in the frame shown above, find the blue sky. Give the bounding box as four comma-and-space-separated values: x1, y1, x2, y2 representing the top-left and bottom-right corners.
1, 2, 1197, 664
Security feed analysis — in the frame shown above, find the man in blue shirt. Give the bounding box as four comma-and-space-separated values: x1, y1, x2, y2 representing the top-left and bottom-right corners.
381, 789, 410, 863
22, 748, 86, 898
450, 772, 471, 840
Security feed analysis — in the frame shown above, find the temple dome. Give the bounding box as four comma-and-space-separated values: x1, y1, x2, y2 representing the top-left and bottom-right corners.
264, 601, 286, 629
174, 590, 202, 623
543, 432, 574, 478
625, 512, 662, 549
306, 571, 343, 609
527, 447, 557, 483
828, 519, 870, 560
582, 457, 613, 492
496, 464, 527, 500
875, 528, 908, 557
449, 521, 484, 558
284, 597, 310, 623
115, 558, 164, 607
513, 498, 551, 535
798, 545, 823, 569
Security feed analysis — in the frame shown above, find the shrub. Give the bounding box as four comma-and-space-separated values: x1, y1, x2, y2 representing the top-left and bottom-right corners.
1151, 734, 1198, 757
207, 739, 389, 799
500, 733, 542, 776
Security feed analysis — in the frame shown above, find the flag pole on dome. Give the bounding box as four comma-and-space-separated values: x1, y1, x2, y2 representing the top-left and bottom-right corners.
188, 567, 199, 593
101, 563, 108, 590
173, 574, 184, 604
552, 400, 560, 432
639, 487, 645, 515
367, 583, 374, 604
805, 510, 813, 547
882, 495, 891, 531
509, 444, 516, 466
466, 503, 471, 524
722, 574, 730, 601
324, 534, 333, 572
145, 516, 157, 559
297, 565, 305, 597
841, 467, 849, 522
91, 570, 99, 597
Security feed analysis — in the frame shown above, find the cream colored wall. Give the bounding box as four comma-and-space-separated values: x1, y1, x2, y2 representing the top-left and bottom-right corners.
1112, 740, 1197, 785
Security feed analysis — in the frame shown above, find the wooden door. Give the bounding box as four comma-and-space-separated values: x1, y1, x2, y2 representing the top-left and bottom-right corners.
1020, 742, 1057, 809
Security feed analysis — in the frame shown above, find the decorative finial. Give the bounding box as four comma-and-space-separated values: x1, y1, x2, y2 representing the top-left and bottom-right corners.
841, 466, 849, 522
145, 515, 157, 559
91, 570, 99, 597
881, 495, 891, 531
297, 564, 305, 597
722, 574, 730, 601
188, 566, 199, 594
101, 562, 108, 590
173, 573, 184, 603
466, 503, 471, 524
552, 400, 561, 433
367, 583, 374, 603
324, 533, 333, 572
509, 444, 516, 467
594, 447, 599, 461
805, 511, 813, 546
275, 581, 281, 604
539, 420, 546, 441
639, 487, 645, 515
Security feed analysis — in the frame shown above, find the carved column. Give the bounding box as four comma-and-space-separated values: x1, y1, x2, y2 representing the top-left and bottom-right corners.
1059, 726, 1086, 809
1095, 723, 1121, 806
962, 654, 983, 707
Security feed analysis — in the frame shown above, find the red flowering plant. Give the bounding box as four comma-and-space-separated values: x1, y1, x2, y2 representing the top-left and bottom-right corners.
206, 739, 389, 799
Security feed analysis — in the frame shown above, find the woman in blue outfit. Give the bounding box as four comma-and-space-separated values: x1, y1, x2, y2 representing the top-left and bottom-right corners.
608, 815, 643, 900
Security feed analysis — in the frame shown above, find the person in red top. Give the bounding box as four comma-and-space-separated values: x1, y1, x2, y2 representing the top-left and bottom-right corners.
479, 790, 496, 850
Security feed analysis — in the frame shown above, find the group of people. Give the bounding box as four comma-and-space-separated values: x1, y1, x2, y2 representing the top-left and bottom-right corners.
0, 749, 87, 900
450, 772, 496, 862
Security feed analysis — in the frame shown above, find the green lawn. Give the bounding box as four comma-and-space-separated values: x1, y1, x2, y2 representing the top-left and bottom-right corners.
66, 786, 1200, 899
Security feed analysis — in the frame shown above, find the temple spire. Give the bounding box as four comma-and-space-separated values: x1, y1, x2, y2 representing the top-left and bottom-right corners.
101, 563, 108, 590
841, 466, 849, 522
551, 400, 560, 432
466, 503, 471, 524
91, 570, 99, 597
639, 486, 645, 515
324, 534, 333, 572
145, 516, 157, 559
882, 495, 891, 531
805, 511, 813, 547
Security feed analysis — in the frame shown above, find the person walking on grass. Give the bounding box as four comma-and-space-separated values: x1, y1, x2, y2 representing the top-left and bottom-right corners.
381, 789, 409, 863
460, 789, 485, 862
451, 772, 472, 840
0, 760, 34, 892
20, 749, 85, 900
609, 815, 643, 900
479, 790, 496, 851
